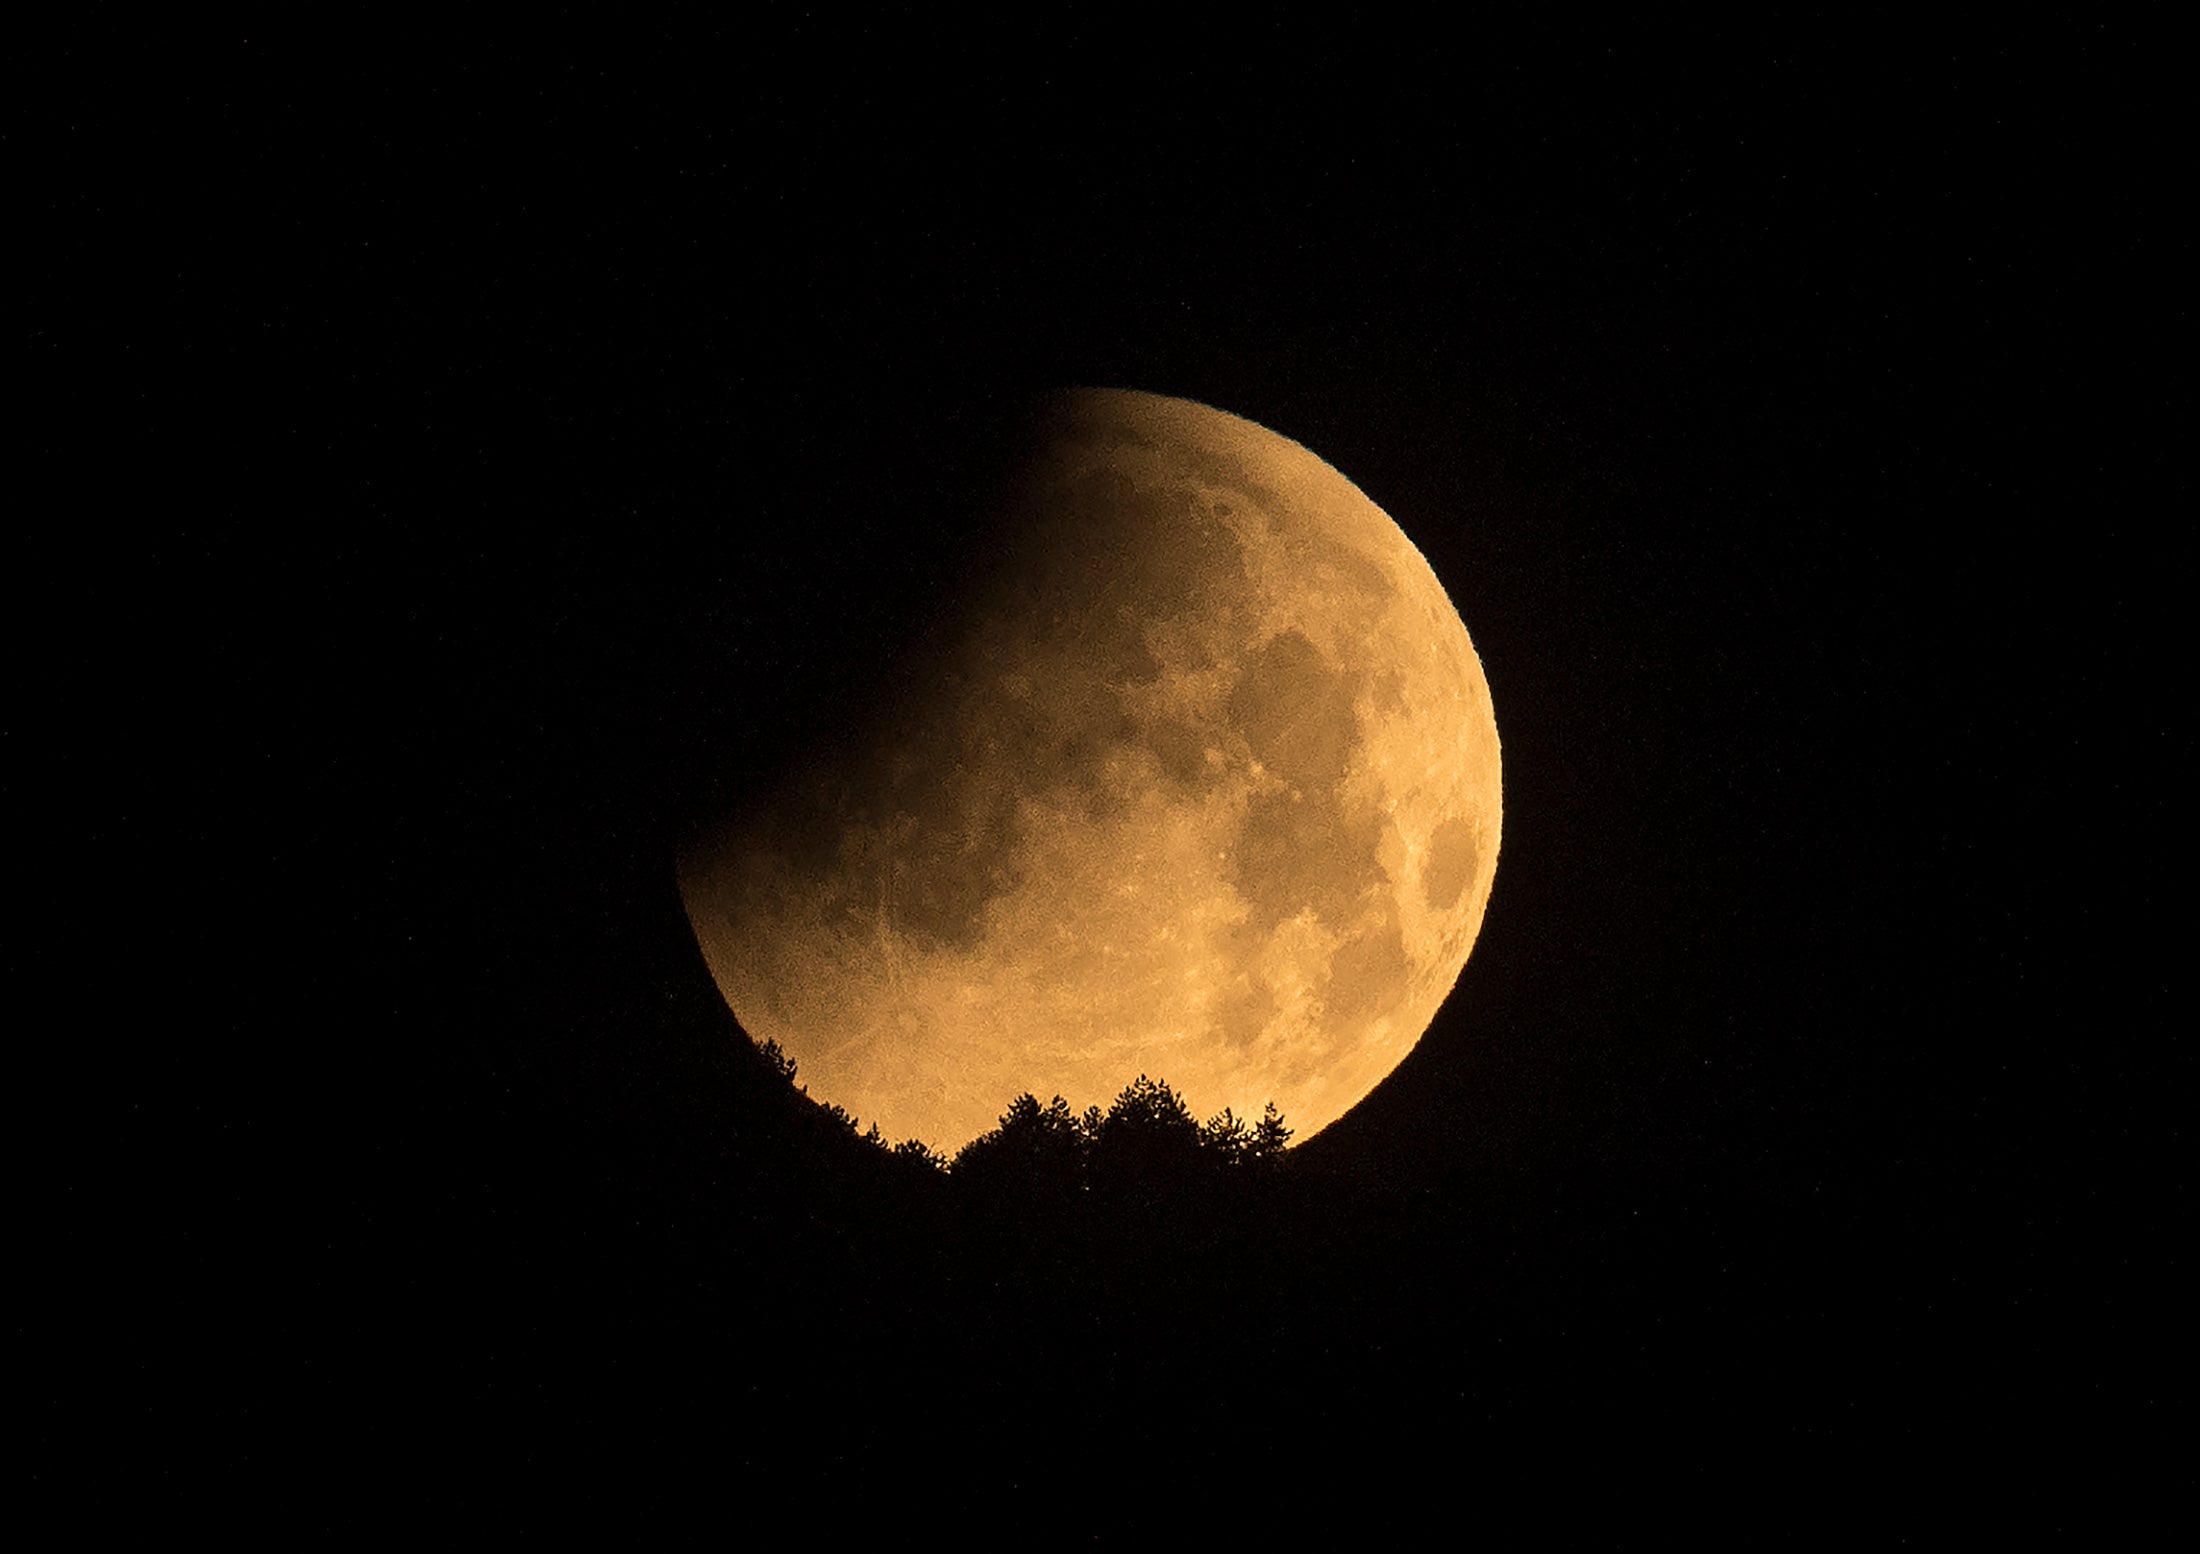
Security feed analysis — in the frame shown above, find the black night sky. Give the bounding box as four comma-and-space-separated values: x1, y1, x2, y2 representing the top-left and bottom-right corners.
28, 15, 2181, 1538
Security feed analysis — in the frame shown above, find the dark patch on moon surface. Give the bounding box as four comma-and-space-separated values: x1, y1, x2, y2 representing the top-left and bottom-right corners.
1326, 914, 1412, 1023
1211, 969, 1278, 1051
884, 771, 1025, 953
1007, 463, 1250, 665
1146, 717, 1214, 792
846, 437, 1277, 951
1231, 788, 1384, 936
1369, 669, 1408, 718
1223, 629, 1384, 934
744, 440, 1273, 961
1422, 815, 1480, 911
1227, 630, 1360, 792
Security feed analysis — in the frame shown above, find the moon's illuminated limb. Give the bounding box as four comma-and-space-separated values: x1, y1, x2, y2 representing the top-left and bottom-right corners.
680, 389, 1501, 1150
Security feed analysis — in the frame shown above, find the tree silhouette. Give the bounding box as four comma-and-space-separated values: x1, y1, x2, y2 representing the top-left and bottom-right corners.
754, 1037, 799, 1084
1089, 1074, 1206, 1191
952, 1091, 1089, 1198
949, 1075, 1291, 1208
738, 1029, 1287, 1196
1202, 1106, 1252, 1163
890, 1137, 950, 1170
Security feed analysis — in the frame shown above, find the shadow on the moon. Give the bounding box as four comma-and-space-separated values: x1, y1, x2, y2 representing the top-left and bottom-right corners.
672, 388, 1502, 1151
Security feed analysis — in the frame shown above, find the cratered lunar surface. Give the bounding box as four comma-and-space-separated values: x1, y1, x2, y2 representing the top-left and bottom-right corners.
679, 389, 1501, 1150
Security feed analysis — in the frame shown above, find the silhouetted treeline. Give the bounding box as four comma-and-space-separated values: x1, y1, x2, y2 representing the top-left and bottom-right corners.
753, 1036, 1291, 1194
956, 1078, 1290, 1189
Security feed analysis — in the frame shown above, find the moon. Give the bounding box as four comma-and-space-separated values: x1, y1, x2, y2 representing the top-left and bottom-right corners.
679, 388, 1501, 1151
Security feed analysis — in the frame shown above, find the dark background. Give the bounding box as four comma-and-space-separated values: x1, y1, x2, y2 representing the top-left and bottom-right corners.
27, 13, 2181, 1537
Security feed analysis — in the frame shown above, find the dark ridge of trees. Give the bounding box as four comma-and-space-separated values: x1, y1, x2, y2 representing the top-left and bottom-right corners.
732, 1036, 957, 1190
746, 1036, 1293, 1194
749, 1032, 1293, 1194
950, 1092, 1092, 1199
955, 1075, 1292, 1196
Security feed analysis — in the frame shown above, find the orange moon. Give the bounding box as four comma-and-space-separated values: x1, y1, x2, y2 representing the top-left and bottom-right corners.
679, 389, 1501, 1151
